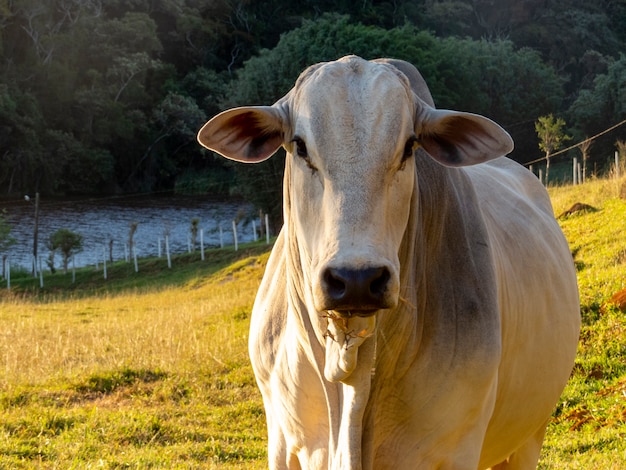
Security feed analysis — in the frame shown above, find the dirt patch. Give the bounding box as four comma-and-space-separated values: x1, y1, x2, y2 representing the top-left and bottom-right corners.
608, 287, 626, 312
557, 202, 598, 219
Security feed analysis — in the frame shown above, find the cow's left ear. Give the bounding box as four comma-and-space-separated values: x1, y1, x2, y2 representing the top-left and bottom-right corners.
197, 106, 285, 163
416, 103, 514, 167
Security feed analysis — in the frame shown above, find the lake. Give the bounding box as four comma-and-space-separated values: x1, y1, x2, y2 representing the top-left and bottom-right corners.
0, 194, 265, 271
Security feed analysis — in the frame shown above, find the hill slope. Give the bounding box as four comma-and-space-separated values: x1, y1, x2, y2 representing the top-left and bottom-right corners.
541, 177, 626, 469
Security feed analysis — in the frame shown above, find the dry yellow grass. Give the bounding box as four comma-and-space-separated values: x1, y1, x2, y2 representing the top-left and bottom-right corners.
1, 258, 265, 387
548, 174, 626, 215
0, 253, 269, 468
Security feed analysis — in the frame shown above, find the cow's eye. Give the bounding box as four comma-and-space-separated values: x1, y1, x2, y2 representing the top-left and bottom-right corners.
291, 136, 317, 172
292, 136, 308, 159
403, 136, 418, 161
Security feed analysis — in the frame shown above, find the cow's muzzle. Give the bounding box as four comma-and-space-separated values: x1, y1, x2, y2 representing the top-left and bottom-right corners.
320, 266, 392, 316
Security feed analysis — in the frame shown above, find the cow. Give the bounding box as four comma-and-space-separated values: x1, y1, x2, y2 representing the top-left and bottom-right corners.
197, 56, 580, 469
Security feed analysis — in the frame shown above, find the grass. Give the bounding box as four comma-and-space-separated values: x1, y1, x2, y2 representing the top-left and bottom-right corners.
1, 243, 271, 468
540, 176, 626, 469
3, 242, 273, 299
1, 176, 625, 468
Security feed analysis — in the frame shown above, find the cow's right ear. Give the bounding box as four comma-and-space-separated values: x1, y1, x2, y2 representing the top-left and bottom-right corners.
197, 106, 285, 163
415, 99, 514, 167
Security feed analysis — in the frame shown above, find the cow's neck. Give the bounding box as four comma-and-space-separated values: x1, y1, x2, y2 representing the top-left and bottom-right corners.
282, 161, 378, 469
283, 218, 376, 469
361, 157, 498, 464
360, 158, 476, 410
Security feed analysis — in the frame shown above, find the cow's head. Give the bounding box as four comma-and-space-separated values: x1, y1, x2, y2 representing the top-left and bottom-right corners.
198, 56, 512, 379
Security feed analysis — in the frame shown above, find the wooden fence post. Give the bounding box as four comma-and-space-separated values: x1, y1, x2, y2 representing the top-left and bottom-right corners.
103, 247, 107, 280
259, 209, 265, 239
32, 192, 39, 277
166, 236, 171, 269
200, 228, 205, 261
133, 242, 138, 273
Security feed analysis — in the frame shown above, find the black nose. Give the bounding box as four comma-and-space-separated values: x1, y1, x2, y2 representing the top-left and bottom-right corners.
321, 266, 391, 314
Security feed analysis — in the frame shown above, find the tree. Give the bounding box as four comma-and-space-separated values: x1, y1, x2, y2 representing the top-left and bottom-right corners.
510, 3, 620, 81
128, 222, 138, 255
124, 91, 206, 189
567, 54, 626, 170
108, 52, 161, 103
435, 39, 564, 120
0, 85, 47, 193
0, 0, 623, 197
535, 114, 571, 185
568, 54, 626, 132
0, 209, 16, 278
435, 37, 564, 162
45, 129, 114, 193
48, 228, 83, 274
190, 218, 199, 252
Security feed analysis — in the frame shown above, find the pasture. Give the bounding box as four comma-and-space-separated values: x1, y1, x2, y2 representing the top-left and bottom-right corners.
1, 176, 625, 468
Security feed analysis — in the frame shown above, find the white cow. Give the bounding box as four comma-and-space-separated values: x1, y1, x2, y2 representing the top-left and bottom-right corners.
197, 56, 580, 469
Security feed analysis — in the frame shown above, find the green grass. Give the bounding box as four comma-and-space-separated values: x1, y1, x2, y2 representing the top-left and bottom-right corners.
1, 177, 626, 468
4, 241, 273, 300
540, 177, 626, 469
1, 242, 271, 468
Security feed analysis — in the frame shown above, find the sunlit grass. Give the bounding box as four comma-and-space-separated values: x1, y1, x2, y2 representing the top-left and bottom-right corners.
549, 178, 626, 311
539, 176, 626, 469
0, 256, 265, 382
0, 250, 269, 468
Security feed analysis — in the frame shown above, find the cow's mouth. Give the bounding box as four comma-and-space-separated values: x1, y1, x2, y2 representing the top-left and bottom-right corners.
334, 309, 378, 318
322, 310, 377, 382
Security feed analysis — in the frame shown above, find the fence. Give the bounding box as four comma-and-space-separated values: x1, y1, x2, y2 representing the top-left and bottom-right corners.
2, 214, 272, 289
529, 151, 622, 186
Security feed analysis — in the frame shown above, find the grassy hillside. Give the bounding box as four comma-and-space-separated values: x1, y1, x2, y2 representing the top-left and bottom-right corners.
1, 177, 625, 468
541, 177, 626, 469
0, 245, 271, 469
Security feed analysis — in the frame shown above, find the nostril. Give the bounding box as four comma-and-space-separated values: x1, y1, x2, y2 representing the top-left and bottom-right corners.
321, 266, 392, 311
324, 268, 347, 300
370, 267, 390, 297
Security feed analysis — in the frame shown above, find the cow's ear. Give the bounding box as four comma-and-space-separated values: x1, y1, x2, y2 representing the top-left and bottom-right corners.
197, 106, 284, 163
416, 104, 514, 167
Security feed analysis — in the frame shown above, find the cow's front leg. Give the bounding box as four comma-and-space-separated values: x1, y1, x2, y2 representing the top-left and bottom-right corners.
264, 409, 292, 469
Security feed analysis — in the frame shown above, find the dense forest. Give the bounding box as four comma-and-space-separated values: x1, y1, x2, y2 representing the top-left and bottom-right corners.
1, 0, 625, 221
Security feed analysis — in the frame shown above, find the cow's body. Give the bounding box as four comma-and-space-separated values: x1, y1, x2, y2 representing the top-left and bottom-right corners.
198, 56, 580, 469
